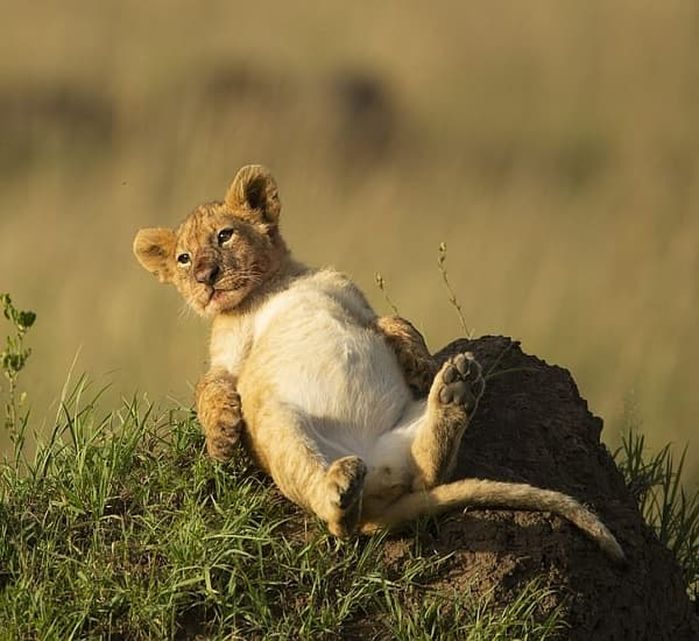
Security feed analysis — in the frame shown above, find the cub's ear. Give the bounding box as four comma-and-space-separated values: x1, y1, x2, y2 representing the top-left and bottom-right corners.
224, 164, 281, 226
133, 228, 177, 284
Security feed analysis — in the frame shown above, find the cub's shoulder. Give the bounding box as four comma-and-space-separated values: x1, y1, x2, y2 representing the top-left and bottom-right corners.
249, 268, 372, 337
302, 268, 376, 324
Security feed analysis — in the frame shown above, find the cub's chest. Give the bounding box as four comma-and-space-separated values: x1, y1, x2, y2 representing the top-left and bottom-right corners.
207, 276, 376, 378
208, 291, 319, 376
209, 315, 253, 377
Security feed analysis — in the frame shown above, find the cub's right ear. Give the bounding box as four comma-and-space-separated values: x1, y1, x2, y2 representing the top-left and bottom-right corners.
133, 228, 177, 284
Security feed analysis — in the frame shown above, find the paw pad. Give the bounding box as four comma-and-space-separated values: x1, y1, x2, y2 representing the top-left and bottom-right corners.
437, 352, 484, 410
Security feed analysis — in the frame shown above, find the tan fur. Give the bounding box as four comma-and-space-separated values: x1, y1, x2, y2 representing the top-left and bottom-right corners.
133, 164, 625, 562
373, 316, 437, 397
195, 368, 243, 462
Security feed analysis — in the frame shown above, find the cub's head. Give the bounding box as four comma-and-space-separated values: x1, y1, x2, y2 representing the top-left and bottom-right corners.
134, 165, 287, 316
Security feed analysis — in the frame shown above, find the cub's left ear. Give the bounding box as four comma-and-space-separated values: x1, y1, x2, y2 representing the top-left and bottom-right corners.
133, 227, 177, 284
225, 164, 281, 226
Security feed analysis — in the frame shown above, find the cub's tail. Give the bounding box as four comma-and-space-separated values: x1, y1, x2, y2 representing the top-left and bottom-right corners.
361, 478, 625, 564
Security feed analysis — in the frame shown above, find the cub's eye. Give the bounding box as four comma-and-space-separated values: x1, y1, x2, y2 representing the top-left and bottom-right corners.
177, 253, 191, 265
217, 228, 234, 246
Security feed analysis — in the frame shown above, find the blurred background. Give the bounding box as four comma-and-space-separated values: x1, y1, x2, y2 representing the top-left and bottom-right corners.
1, 1, 697, 482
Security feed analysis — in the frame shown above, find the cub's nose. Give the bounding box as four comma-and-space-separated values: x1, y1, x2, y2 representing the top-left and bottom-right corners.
194, 261, 220, 285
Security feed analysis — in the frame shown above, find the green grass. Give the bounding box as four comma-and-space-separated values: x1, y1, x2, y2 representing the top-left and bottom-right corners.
0, 384, 566, 640
615, 425, 699, 602
4, 389, 694, 641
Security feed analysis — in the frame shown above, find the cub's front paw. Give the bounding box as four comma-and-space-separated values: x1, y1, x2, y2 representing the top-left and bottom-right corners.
436, 352, 484, 414
197, 381, 245, 462
205, 401, 244, 462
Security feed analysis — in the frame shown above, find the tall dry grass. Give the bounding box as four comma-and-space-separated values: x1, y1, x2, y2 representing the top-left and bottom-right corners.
1, 1, 697, 481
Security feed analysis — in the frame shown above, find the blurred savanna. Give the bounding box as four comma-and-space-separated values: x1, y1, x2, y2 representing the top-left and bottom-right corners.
1, 1, 697, 481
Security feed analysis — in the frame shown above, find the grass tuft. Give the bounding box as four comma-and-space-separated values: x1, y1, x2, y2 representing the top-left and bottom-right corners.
615, 423, 699, 601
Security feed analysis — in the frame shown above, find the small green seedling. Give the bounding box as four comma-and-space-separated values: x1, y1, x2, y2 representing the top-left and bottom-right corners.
1, 293, 36, 456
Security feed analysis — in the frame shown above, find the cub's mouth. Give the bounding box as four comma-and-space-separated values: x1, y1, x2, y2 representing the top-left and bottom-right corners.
211, 288, 238, 302
193, 263, 267, 315
201, 286, 247, 313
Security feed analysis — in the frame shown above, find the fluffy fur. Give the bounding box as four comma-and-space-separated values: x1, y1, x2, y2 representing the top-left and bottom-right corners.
133, 165, 624, 562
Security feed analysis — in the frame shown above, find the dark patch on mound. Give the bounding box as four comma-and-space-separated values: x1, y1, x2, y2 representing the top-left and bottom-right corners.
381, 335, 697, 640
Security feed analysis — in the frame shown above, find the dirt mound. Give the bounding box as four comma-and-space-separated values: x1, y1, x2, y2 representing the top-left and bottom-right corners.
383, 335, 697, 640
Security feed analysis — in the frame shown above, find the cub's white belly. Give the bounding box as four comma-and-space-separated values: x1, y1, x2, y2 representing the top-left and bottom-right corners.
240, 287, 413, 459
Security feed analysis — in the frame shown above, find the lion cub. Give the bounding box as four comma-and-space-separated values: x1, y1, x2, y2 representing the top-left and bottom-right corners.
133, 165, 623, 561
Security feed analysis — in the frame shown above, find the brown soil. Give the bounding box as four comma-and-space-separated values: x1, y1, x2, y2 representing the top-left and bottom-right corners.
375, 335, 697, 640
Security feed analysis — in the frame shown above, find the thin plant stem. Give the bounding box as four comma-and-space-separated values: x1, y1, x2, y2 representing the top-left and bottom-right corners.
437, 242, 472, 338
375, 272, 400, 315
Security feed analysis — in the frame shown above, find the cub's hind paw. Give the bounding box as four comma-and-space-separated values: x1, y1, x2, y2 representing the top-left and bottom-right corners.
326, 456, 367, 537
327, 456, 367, 510
436, 352, 484, 413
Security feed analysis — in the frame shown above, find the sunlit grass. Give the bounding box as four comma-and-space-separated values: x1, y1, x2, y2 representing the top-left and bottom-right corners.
2, 375, 698, 638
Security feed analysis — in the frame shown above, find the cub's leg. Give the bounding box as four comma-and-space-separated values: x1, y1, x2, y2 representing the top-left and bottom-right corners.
374, 316, 437, 397
196, 368, 245, 462
411, 352, 484, 490
243, 397, 367, 538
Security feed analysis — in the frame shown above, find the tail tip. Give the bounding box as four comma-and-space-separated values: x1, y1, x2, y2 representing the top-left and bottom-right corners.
601, 535, 627, 566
